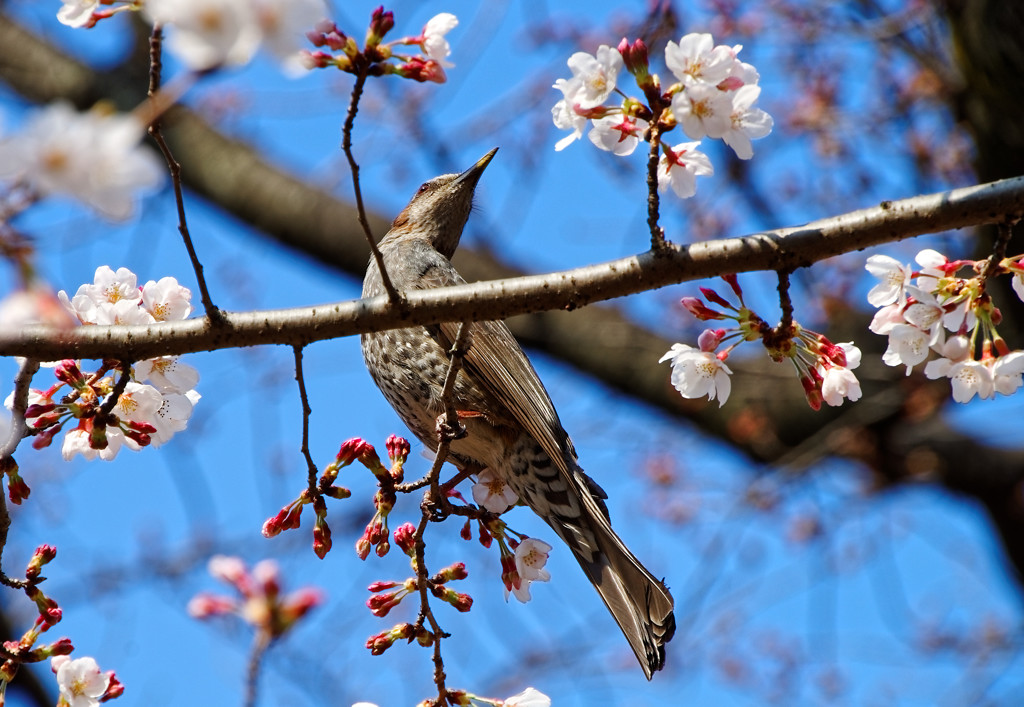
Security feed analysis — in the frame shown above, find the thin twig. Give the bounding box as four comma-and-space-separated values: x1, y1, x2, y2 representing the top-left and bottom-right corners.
341, 68, 402, 304
243, 632, 271, 707
0, 358, 37, 460
646, 123, 667, 251
408, 322, 473, 706
292, 345, 319, 487
146, 24, 223, 324
0, 359, 39, 588
776, 268, 795, 334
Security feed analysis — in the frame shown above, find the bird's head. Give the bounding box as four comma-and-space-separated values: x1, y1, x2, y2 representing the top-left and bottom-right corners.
385, 148, 497, 259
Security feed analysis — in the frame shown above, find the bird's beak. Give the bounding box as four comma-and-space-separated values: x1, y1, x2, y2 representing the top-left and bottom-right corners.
453, 147, 498, 186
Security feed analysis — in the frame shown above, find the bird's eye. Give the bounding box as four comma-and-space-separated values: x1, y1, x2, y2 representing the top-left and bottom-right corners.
417, 182, 431, 194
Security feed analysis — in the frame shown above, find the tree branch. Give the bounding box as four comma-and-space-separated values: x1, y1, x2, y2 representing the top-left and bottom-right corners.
2, 175, 1022, 361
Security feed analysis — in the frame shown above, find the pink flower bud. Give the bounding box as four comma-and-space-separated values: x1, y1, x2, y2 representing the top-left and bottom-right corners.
367, 591, 401, 617
101, 673, 124, 701
366, 630, 395, 655
680, 296, 724, 320
187, 593, 237, 618
336, 437, 378, 466
385, 434, 410, 462
313, 521, 332, 559
721, 273, 743, 298
437, 562, 467, 583
24, 402, 56, 419
7, 469, 30, 505
367, 580, 399, 592
699, 286, 732, 309
697, 328, 725, 352
26, 544, 56, 578
44, 637, 74, 658
54, 360, 84, 388
395, 57, 447, 83
617, 37, 650, 79
393, 522, 417, 556
31, 426, 60, 450
280, 587, 323, 623
367, 6, 395, 46
355, 536, 371, 561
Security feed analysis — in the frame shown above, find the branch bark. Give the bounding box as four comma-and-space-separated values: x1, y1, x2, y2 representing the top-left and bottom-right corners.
2, 175, 1023, 361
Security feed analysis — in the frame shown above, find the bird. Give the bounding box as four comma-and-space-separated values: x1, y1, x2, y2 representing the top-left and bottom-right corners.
360, 148, 675, 678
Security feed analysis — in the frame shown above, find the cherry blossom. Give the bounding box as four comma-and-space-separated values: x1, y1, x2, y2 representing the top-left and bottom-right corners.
664, 33, 735, 86
660, 342, 732, 405
0, 103, 161, 220
551, 82, 588, 151
141, 276, 193, 321
657, 142, 714, 199
881, 323, 932, 374
503, 687, 552, 707
562, 46, 623, 109
471, 469, 519, 513
820, 344, 863, 406
506, 538, 552, 603
947, 360, 993, 403
722, 85, 774, 159
865, 254, 911, 307
421, 13, 458, 67
52, 655, 115, 707
56, 0, 100, 28
671, 81, 733, 140
588, 115, 650, 156
143, 0, 261, 70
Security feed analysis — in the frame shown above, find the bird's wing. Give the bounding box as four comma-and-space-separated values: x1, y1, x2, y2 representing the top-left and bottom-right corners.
412, 248, 577, 476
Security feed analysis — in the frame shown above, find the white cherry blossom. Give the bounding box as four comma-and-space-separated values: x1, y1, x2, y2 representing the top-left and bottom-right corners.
657, 142, 714, 200
421, 13, 458, 67
471, 468, 519, 513
660, 342, 731, 405
865, 254, 911, 307
722, 84, 773, 159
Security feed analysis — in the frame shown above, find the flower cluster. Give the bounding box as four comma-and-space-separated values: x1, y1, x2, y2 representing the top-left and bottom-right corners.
51, 655, 123, 707
366, 545, 472, 620
662, 275, 862, 409
187, 555, 323, 639
0, 546, 119, 705
301, 8, 458, 83
867, 248, 1024, 402
0, 103, 162, 220
3, 267, 200, 470
552, 33, 772, 198
262, 436, 409, 560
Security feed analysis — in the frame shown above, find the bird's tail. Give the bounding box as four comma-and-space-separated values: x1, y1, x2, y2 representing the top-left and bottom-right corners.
551, 474, 676, 680
507, 437, 675, 678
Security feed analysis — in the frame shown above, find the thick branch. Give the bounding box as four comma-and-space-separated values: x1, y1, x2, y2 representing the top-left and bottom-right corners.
2, 175, 1023, 361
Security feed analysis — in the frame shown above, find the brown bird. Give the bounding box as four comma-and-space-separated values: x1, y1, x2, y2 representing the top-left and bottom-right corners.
361, 148, 675, 678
